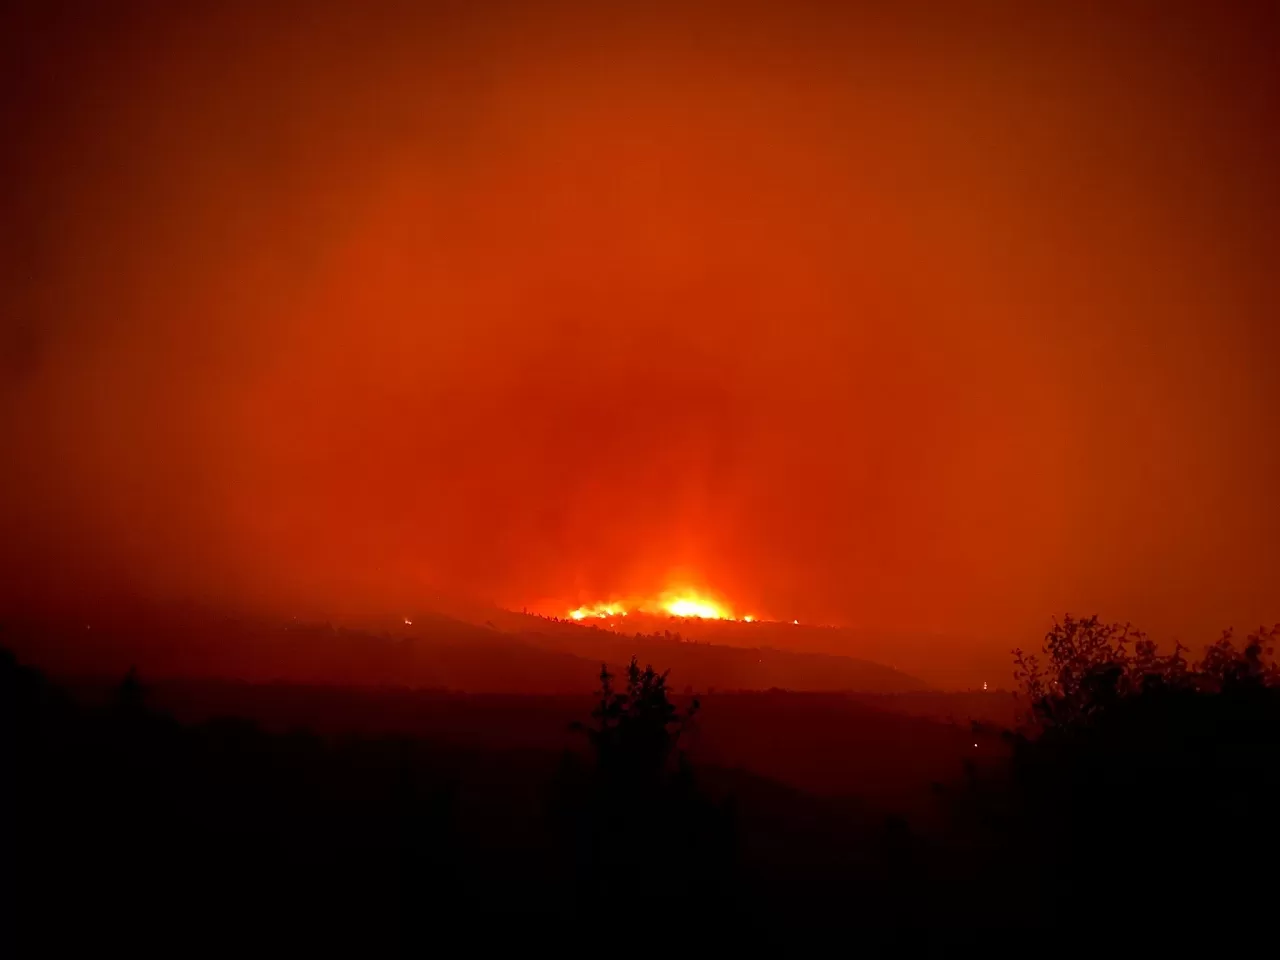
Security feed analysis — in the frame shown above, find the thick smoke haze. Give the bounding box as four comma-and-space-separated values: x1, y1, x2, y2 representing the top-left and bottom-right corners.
3, 1, 1278, 663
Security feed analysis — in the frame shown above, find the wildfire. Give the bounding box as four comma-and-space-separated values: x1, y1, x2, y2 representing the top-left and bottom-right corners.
565, 589, 744, 622
662, 595, 730, 619
568, 603, 627, 621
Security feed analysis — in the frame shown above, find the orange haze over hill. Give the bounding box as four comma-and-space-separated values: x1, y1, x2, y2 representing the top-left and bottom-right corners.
1, 0, 1278, 679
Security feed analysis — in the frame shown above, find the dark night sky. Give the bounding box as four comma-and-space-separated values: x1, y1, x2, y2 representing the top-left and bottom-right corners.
2, 1, 1278, 665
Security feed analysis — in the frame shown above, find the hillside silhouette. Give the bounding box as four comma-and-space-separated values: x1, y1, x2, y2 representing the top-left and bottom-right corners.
2, 601, 927, 694
5, 614, 1279, 947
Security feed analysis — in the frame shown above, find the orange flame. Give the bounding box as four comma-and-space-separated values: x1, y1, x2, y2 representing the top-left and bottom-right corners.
566, 589, 743, 622
568, 603, 627, 620
659, 590, 732, 619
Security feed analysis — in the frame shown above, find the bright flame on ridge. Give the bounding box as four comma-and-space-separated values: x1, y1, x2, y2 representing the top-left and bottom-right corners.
568, 603, 627, 621
565, 590, 740, 622
663, 596, 729, 619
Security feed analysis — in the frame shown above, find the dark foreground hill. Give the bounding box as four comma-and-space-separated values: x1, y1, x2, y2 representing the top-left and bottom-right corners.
1, 646, 979, 950
6, 622, 1280, 949
63, 676, 1005, 804
513, 623, 929, 693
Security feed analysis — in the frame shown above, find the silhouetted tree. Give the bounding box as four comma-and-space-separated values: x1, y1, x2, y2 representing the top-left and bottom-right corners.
977, 616, 1280, 928
1013, 614, 1279, 729
576, 657, 698, 781
559, 658, 733, 909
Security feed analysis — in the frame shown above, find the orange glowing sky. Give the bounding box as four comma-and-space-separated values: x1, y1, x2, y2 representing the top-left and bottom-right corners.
1, 1, 1278, 677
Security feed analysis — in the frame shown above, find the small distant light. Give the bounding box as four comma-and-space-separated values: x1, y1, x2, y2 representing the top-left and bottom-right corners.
403, 617, 413, 625
744, 616, 755, 623
973, 743, 978, 748
793, 619, 799, 625
982, 681, 988, 691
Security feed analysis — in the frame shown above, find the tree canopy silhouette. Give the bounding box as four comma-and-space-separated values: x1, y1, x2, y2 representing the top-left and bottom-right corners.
1013, 614, 1280, 729
575, 657, 699, 782
557, 657, 735, 909
970, 615, 1280, 929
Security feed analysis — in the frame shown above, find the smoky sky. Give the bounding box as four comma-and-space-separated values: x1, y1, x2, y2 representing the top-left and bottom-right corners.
2, 0, 1278, 653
